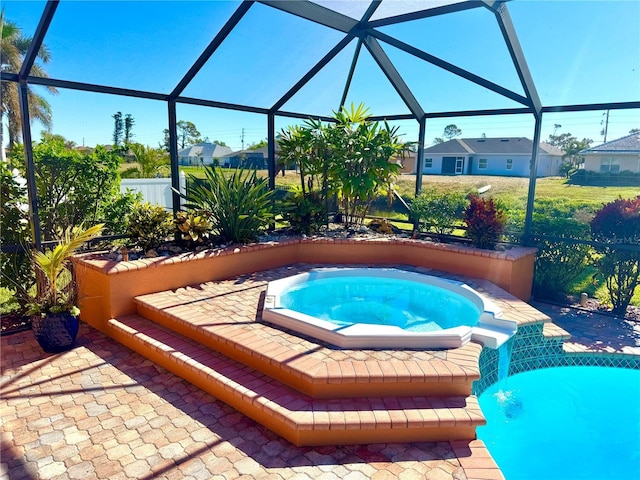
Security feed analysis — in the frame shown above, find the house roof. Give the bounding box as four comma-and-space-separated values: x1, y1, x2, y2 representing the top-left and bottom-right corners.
580, 133, 640, 154
539, 142, 565, 156
222, 145, 281, 158
423, 137, 564, 156
178, 143, 233, 158
221, 149, 263, 158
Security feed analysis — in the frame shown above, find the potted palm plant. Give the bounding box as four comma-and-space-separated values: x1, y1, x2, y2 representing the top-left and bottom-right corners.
28, 224, 103, 353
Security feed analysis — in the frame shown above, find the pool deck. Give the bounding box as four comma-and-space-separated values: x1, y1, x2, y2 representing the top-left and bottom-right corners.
530, 301, 640, 356
2, 268, 639, 480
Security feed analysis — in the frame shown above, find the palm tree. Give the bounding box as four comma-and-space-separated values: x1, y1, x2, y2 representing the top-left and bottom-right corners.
121, 143, 169, 178
1, 10, 57, 161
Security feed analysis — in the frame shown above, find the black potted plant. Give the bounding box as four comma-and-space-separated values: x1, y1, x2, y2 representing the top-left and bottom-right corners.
28, 224, 103, 353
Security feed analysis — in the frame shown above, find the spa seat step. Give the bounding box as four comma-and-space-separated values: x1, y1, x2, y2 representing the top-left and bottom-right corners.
133, 286, 482, 399
109, 314, 486, 447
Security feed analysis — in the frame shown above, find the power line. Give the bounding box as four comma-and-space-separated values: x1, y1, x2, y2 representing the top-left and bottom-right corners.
601, 110, 610, 142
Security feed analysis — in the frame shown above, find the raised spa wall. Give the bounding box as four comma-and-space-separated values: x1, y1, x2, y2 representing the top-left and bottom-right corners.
73, 237, 536, 334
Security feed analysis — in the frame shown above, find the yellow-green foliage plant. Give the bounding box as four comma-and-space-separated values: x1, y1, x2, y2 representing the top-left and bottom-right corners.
127, 202, 174, 252
174, 211, 213, 245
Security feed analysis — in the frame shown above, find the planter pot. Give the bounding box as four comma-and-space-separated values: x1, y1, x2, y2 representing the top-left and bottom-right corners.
31, 312, 80, 353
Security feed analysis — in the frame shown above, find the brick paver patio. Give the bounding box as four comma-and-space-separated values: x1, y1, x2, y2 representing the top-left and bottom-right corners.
2, 281, 638, 479
531, 301, 640, 355
1, 325, 498, 480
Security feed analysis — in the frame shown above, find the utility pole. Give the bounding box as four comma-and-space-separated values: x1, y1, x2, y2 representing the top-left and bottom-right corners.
240, 128, 245, 150
601, 110, 610, 143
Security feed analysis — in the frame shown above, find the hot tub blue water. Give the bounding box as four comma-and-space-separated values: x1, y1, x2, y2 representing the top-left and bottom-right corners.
279, 275, 480, 332
263, 268, 516, 349
478, 366, 640, 480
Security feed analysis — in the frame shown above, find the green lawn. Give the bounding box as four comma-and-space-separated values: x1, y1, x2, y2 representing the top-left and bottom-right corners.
179, 169, 637, 206
410, 174, 638, 206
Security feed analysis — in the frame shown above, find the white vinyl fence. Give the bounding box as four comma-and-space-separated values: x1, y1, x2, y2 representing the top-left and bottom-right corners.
120, 172, 186, 211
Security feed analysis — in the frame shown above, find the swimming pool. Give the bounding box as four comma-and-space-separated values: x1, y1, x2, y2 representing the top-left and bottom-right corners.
478, 366, 640, 480
262, 267, 516, 349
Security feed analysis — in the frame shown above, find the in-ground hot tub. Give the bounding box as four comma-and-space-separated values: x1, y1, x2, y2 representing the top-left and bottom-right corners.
262, 268, 517, 349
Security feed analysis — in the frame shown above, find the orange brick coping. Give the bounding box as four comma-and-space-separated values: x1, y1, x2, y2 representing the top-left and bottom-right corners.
79, 237, 535, 275
73, 237, 537, 332
452, 440, 506, 480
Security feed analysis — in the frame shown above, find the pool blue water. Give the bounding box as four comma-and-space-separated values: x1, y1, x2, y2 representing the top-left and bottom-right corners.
279, 276, 480, 331
478, 366, 640, 480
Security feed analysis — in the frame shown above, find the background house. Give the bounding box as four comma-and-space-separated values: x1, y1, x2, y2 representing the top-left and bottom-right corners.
220, 145, 284, 170
220, 147, 269, 169
417, 137, 563, 177
178, 142, 232, 166
580, 133, 640, 174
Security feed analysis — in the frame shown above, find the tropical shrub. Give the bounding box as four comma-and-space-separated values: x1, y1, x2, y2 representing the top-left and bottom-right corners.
100, 189, 141, 235
569, 169, 640, 187
8, 136, 130, 239
0, 287, 21, 316
184, 166, 274, 244
0, 162, 32, 298
532, 216, 592, 300
277, 124, 331, 231
590, 197, 640, 315
278, 103, 410, 227
325, 104, 409, 226
463, 195, 507, 250
280, 188, 326, 235
558, 161, 576, 179
126, 202, 174, 252
501, 196, 600, 242
174, 211, 213, 246
497, 196, 525, 242
277, 124, 326, 197
409, 190, 466, 234
121, 143, 170, 178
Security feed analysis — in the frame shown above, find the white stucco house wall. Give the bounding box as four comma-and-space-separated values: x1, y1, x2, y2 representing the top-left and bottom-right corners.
580, 133, 640, 174
178, 142, 233, 166
419, 137, 564, 177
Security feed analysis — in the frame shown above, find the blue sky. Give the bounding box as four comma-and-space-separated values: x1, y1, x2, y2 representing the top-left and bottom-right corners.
4, 0, 639, 151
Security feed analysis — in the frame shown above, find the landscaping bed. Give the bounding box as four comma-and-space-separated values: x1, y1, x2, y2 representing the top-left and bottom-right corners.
0, 312, 31, 335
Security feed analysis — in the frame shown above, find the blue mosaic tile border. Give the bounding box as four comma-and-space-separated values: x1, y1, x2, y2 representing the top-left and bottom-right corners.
473, 323, 640, 396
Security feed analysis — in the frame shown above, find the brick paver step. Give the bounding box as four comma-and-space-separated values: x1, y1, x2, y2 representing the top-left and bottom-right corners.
109, 314, 486, 447
133, 282, 481, 399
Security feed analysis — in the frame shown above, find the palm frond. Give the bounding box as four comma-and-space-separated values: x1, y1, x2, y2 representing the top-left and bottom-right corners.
32, 224, 104, 307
